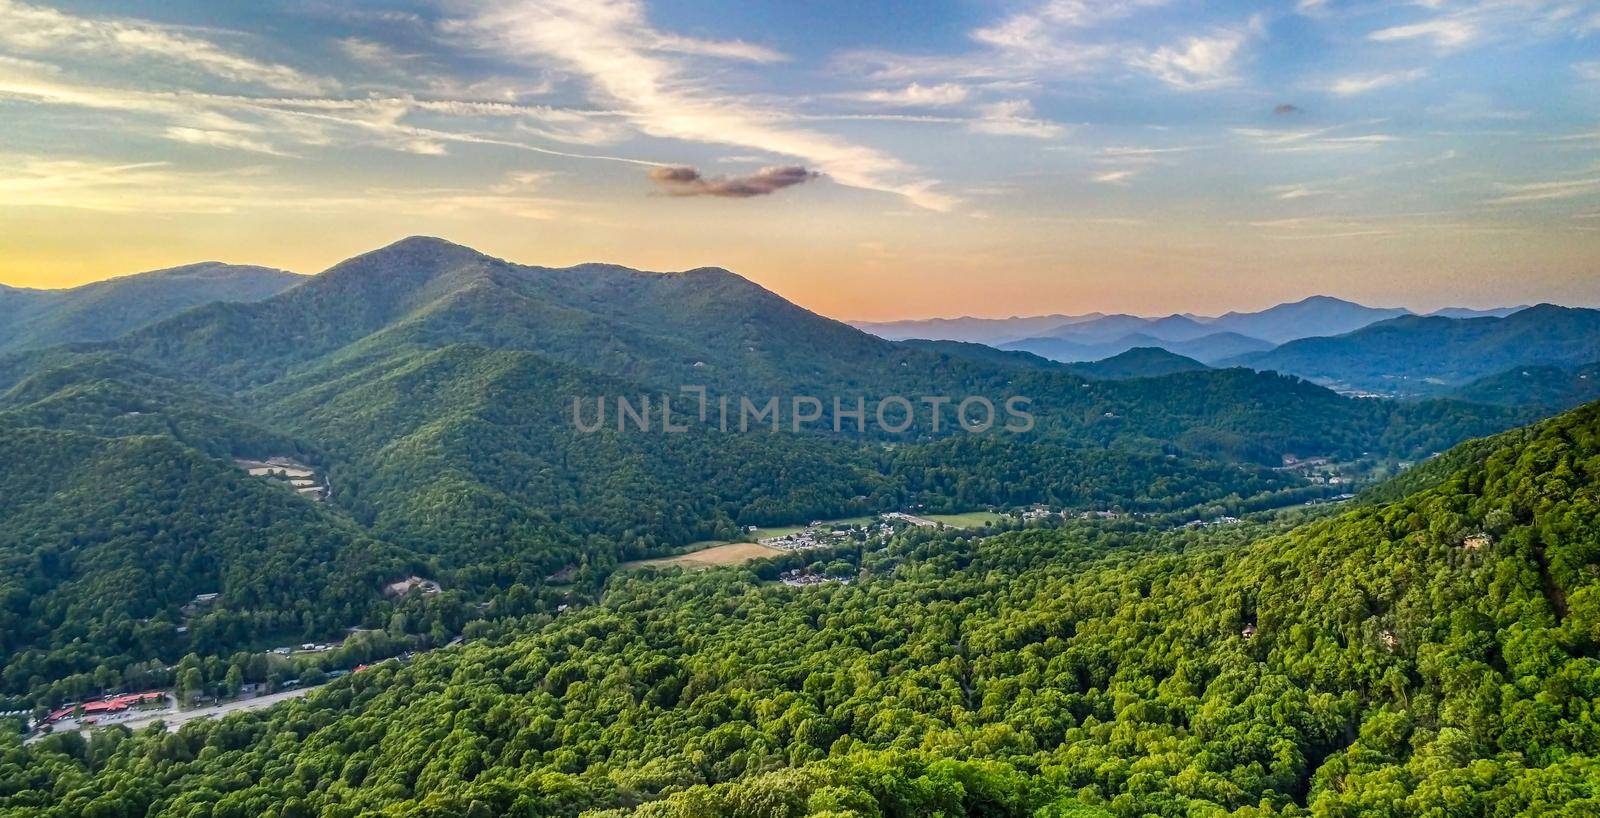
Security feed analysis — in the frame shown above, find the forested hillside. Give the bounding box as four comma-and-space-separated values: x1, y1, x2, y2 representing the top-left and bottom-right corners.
0, 264, 302, 355
1450, 361, 1600, 410
7, 397, 1598, 817
0, 238, 1545, 703
1230, 306, 1600, 395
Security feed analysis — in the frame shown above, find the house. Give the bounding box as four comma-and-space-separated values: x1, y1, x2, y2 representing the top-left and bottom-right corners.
382, 576, 442, 597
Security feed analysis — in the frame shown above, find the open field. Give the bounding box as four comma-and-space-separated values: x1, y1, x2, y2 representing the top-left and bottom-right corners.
743, 515, 877, 543
924, 511, 1006, 528
622, 542, 784, 570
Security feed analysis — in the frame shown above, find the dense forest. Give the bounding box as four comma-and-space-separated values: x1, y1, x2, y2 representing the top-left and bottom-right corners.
0, 238, 1558, 705
4, 393, 1598, 816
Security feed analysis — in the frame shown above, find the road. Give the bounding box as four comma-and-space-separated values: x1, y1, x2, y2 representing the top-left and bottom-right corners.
26, 684, 323, 743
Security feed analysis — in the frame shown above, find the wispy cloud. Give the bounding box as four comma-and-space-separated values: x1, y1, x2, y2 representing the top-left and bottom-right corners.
1368, 19, 1477, 50
163, 127, 294, 157
1327, 68, 1426, 96
1233, 122, 1400, 153
1366, 1, 1586, 53
837, 82, 969, 107
454, 0, 956, 210
0, 0, 330, 94
1134, 16, 1261, 90
969, 99, 1064, 138
0, 153, 575, 219
1485, 176, 1600, 205
1092, 169, 1137, 185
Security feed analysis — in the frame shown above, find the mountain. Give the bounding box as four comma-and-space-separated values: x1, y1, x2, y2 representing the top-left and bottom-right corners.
1160, 330, 1277, 363
1065, 346, 1209, 380
897, 339, 1065, 370
1000, 330, 1273, 365
13, 395, 1600, 817
995, 334, 1124, 362
0, 262, 304, 355
1203, 295, 1409, 345
1229, 305, 1600, 396
0, 237, 1532, 704
1428, 305, 1528, 319
1450, 361, 1600, 410
852, 313, 1102, 343
852, 295, 1423, 349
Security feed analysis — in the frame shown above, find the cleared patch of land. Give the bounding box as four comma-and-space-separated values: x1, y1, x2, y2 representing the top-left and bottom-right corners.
622, 542, 784, 570
743, 515, 878, 543
924, 511, 1006, 528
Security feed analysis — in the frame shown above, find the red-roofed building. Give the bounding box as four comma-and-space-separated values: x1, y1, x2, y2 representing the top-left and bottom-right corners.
45, 691, 166, 724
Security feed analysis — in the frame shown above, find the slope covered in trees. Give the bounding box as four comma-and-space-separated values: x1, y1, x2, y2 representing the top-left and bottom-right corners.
0, 238, 1540, 702
1229, 306, 1600, 396
1450, 361, 1600, 411
6, 397, 1599, 817
1065, 347, 1210, 380
0, 264, 302, 355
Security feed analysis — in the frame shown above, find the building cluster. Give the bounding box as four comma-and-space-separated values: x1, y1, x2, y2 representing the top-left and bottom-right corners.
40, 691, 166, 727
382, 576, 443, 597
779, 569, 850, 587
1182, 516, 1242, 530
234, 457, 328, 500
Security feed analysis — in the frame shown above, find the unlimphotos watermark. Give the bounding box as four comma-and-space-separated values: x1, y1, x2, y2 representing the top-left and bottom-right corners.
573, 387, 1033, 434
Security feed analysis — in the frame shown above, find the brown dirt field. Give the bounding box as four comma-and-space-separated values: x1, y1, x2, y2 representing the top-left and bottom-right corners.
623, 541, 784, 570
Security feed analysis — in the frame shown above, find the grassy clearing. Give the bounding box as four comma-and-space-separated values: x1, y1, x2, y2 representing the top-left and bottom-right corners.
622, 542, 784, 571
924, 511, 1006, 528
740, 515, 878, 543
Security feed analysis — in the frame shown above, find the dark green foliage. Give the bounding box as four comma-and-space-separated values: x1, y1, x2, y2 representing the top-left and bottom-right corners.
1450, 361, 1600, 411
0, 238, 1536, 705
0, 427, 401, 703
1064, 347, 1209, 380
6, 398, 1600, 816
1230, 305, 1600, 396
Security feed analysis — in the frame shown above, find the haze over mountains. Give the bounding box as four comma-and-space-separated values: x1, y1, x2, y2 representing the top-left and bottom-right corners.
855, 296, 1534, 366
858, 296, 1599, 400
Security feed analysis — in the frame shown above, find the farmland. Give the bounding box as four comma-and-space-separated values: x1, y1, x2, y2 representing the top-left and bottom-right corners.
620, 541, 784, 570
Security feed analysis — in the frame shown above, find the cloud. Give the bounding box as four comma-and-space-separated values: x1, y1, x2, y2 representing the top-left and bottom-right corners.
0, 58, 661, 165
1485, 176, 1600, 205
1364, 2, 1584, 53
1266, 183, 1325, 200
1368, 19, 1477, 50
971, 0, 1170, 52
968, 99, 1064, 138
163, 127, 293, 157
1091, 169, 1137, 185
455, 0, 956, 211
1327, 68, 1426, 96
1274, 103, 1303, 115
0, 152, 575, 219
647, 164, 817, 198
1134, 17, 1261, 90
1576, 62, 1600, 83
838, 83, 969, 107
647, 32, 787, 63
0, 0, 330, 94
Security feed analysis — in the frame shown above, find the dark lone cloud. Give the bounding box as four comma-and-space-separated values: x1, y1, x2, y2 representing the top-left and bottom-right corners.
648, 165, 818, 198
1274, 103, 1303, 115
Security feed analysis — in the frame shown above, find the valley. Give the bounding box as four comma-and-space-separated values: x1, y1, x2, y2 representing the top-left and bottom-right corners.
0, 238, 1596, 817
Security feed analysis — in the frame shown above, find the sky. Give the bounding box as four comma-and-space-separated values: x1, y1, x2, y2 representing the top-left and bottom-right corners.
0, 0, 1597, 320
